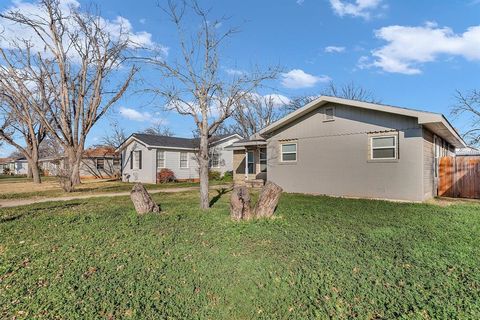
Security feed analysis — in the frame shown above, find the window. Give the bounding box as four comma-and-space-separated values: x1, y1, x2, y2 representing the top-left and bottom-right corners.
260, 148, 267, 172
281, 143, 297, 162
180, 152, 188, 168
210, 150, 220, 168
157, 150, 165, 168
371, 135, 397, 160
247, 151, 255, 174
134, 150, 142, 169
113, 158, 120, 166
130, 151, 133, 169
96, 158, 105, 170
324, 107, 335, 121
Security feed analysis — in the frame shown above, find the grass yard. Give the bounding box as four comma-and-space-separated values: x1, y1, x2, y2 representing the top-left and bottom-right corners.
1, 191, 479, 319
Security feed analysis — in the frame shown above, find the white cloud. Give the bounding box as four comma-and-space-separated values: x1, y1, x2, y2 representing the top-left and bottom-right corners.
362, 22, 480, 75
119, 107, 163, 123
296, 0, 305, 5
325, 46, 346, 53
329, 0, 384, 20
224, 68, 247, 76
281, 69, 331, 89
139, 18, 146, 24
0, 0, 164, 59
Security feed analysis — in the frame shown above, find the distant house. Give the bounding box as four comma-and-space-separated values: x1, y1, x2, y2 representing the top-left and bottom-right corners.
116, 133, 242, 183
0, 157, 28, 175
80, 146, 121, 179
39, 146, 121, 179
228, 96, 466, 201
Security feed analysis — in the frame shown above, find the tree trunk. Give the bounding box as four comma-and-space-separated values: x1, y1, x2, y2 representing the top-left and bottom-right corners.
26, 157, 42, 184
230, 185, 252, 221
199, 134, 210, 209
27, 165, 33, 179
130, 183, 160, 214
66, 148, 82, 187
254, 181, 283, 218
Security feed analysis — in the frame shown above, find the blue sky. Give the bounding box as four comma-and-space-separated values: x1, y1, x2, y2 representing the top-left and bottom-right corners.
1, 0, 480, 156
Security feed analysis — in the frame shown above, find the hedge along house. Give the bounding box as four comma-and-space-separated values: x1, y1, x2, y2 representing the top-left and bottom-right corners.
228, 96, 466, 201
116, 133, 242, 184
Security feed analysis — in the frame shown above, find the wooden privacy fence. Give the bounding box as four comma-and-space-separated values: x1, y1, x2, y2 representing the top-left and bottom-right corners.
439, 156, 480, 199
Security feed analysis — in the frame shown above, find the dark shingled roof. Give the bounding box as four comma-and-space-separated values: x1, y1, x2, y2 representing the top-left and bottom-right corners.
131, 133, 238, 149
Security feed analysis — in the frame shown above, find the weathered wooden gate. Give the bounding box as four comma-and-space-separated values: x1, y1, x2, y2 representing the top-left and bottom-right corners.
438, 156, 480, 199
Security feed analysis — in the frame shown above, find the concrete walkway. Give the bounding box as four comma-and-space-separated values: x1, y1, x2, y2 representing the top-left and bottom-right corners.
0, 185, 231, 209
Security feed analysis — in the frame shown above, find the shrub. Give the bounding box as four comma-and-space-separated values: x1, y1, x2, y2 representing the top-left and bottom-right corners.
222, 171, 233, 181
3, 167, 11, 175
208, 170, 221, 181
157, 169, 176, 183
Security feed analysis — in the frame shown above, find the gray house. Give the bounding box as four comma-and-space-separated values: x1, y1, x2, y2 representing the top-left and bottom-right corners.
117, 133, 242, 183
229, 96, 466, 201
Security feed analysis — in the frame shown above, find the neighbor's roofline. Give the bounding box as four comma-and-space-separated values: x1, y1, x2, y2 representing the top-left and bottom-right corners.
257, 95, 466, 148
115, 135, 198, 152
115, 133, 243, 152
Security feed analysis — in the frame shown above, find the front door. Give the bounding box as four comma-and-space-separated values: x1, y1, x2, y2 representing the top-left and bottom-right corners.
247, 151, 255, 176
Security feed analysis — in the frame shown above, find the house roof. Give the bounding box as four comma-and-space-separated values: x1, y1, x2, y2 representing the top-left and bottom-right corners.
116, 133, 243, 152
83, 146, 119, 158
0, 157, 14, 164
257, 96, 466, 148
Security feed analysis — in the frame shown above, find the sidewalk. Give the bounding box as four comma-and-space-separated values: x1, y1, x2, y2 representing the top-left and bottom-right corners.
0, 185, 230, 208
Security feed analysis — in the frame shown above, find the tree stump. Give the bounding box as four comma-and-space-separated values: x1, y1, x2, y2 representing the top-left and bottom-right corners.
254, 181, 283, 218
230, 185, 253, 221
130, 183, 160, 214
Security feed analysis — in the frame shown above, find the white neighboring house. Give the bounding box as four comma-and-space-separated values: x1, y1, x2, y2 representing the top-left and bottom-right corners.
116, 133, 242, 183
0, 157, 28, 175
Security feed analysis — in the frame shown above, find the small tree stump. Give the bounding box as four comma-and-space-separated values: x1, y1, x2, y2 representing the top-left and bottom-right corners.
130, 183, 160, 214
230, 185, 253, 221
254, 181, 283, 218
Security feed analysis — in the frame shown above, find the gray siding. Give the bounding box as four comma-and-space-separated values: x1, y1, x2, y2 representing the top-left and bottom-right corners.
159, 149, 199, 180
209, 136, 239, 175
422, 128, 435, 199
266, 102, 425, 201
121, 141, 157, 183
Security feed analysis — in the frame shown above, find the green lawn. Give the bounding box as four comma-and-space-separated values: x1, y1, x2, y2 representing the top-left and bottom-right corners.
1, 191, 479, 319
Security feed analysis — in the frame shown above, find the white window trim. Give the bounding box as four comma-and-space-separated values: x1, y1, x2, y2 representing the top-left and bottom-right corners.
370, 135, 398, 160
323, 106, 335, 122
135, 150, 141, 169
280, 142, 297, 163
210, 149, 220, 168
157, 150, 166, 169
179, 152, 189, 169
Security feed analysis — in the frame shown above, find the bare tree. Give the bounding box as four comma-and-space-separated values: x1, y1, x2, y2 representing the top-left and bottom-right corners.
0, 85, 48, 183
284, 81, 380, 113
0, 0, 137, 190
145, 0, 279, 209
322, 81, 380, 103
142, 120, 173, 136
39, 135, 64, 158
452, 89, 480, 147
228, 94, 285, 138
101, 120, 128, 148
